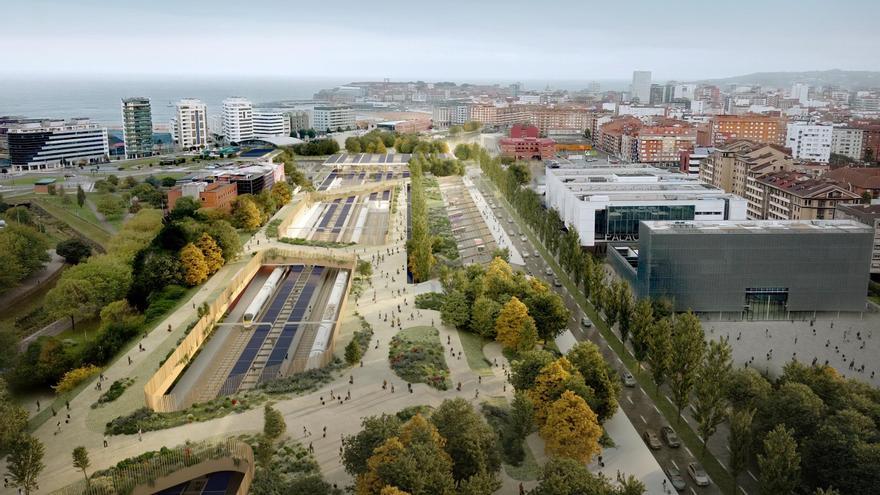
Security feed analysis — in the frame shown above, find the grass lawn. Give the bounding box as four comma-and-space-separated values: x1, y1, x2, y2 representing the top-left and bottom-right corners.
389, 326, 450, 390
54, 318, 102, 348
33, 197, 112, 249
503, 441, 540, 481
458, 331, 494, 376
1, 176, 66, 186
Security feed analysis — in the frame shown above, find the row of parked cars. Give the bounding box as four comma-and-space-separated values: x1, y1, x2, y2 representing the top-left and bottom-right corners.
642, 426, 710, 489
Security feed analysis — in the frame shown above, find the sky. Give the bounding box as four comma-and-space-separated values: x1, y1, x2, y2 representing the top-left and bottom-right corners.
1, 0, 878, 82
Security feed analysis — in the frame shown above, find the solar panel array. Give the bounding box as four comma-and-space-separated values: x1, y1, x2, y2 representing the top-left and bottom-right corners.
317, 198, 342, 230
318, 172, 337, 190
229, 266, 303, 377
264, 266, 325, 368
332, 197, 357, 233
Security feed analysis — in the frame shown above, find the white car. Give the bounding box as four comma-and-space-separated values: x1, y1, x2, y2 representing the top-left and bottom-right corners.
581, 316, 593, 328
522, 252, 530, 258
520, 235, 527, 242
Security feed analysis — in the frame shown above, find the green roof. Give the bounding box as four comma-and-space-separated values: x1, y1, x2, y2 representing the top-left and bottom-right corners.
34, 178, 57, 185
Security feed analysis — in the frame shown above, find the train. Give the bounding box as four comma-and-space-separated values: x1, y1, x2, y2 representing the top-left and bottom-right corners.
308, 271, 349, 358
242, 267, 285, 328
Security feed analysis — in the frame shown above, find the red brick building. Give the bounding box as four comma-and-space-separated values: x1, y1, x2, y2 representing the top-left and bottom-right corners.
637, 125, 697, 164
200, 182, 238, 213
510, 124, 539, 138
499, 137, 556, 160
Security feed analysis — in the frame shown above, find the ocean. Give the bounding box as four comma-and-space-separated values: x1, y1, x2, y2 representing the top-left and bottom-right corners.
0, 76, 629, 128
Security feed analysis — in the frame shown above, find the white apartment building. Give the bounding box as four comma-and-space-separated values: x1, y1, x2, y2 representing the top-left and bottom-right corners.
252, 110, 291, 138
616, 104, 666, 118
171, 99, 208, 150
313, 105, 355, 132
831, 127, 865, 161
631, 71, 652, 104
222, 97, 254, 143
791, 83, 810, 105
545, 163, 747, 246
786, 122, 832, 163
674, 84, 696, 101
7, 118, 109, 171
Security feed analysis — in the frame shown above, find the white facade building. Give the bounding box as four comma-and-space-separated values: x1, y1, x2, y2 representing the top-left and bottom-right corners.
791, 83, 810, 105
631, 71, 652, 104
252, 110, 291, 138
674, 84, 697, 101
831, 127, 865, 161
313, 105, 355, 132
545, 163, 748, 246
786, 122, 833, 163
7, 118, 109, 171
171, 99, 208, 150
222, 97, 254, 143
617, 104, 666, 118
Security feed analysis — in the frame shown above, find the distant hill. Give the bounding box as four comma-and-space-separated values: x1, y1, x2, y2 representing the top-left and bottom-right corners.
695, 69, 880, 90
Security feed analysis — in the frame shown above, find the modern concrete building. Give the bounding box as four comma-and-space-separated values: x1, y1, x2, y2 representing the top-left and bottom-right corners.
834, 204, 880, 274
544, 163, 747, 247
831, 127, 865, 161
609, 220, 873, 317
171, 99, 208, 150
222, 97, 254, 143
786, 122, 833, 163
284, 110, 311, 132
312, 105, 355, 132
252, 110, 290, 138
631, 70, 652, 104
121, 97, 153, 159
7, 118, 109, 171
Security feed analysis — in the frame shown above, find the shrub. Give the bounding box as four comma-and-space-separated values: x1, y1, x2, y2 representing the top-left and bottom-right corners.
415, 292, 445, 311
93, 377, 135, 407
278, 237, 355, 248
388, 327, 450, 390
53, 364, 101, 394
266, 219, 282, 238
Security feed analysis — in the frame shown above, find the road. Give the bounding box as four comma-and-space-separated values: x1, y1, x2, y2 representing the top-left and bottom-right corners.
471, 170, 733, 495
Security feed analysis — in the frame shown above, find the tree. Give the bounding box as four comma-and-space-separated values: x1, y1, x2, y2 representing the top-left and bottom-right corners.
727, 368, 772, 412
756, 381, 825, 443
566, 341, 621, 422
527, 357, 581, 425
440, 290, 470, 329
693, 338, 733, 454
263, 404, 286, 442
0, 379, 27, 454
668, 312, 706, 420
342, 414, 402, 476
195, 233, 224, 274
207, 220, 242, 262
3, 206, 33, 225
509, 350, 555, 391
469, 296, 502, 339
495, 296, 537, 353
0, 224, 50, 291
45, 277, 94, 328
76, 184, 86, 208
356, 259, 373, 278
6, 435, 44, 495
96, 195, 124, 218
170, 196, 200, 220
758, 425, 801, 495
271, 181, 292, 206
346, 137, 363, 153
72, 446, 90, 488
233, 196, 263, 230
532, 458, 621, 495
524, 289, 570, 342
614, 280, 634, 343
345, 339, 363, 365
56, 238, 92, 264
645, 318, 673, 393
430, 398, 500, 483
629, 298, 653, 370
729, 408, 755, 493
179, 242, 209, 286
540, 390, 603, 464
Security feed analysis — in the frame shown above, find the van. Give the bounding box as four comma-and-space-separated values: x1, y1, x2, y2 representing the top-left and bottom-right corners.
581, 316, 592, 328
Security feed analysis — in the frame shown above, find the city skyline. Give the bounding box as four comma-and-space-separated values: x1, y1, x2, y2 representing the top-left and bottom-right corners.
2, 0, 879, 80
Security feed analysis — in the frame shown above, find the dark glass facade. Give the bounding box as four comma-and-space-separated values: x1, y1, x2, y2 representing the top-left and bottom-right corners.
595, 205, 694, 240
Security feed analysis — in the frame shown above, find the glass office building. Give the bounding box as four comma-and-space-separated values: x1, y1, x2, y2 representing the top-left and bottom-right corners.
610, 220, 873, 319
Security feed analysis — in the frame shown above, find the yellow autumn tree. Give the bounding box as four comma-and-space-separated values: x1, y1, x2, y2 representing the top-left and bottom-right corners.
380, 487, 410, 495
540, 390, 603, 464
356, 437, 406, 495
179, 242, 209, 286
270, 181, 292, 206
528, 357, 576, 425
483, 257, 515, 300
495, 296, 538, 352
233, 196, 262, 230
195, 233, 224, 274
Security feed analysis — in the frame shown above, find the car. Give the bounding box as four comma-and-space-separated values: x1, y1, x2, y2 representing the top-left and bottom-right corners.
523, 252, 530, 258
642, 430, 662, 450
508, 218, 513, 223
553, 278, 562, 287
687, 462, 710, 487
661, 426, 681, 448
520, 235, 527, 242
581, 316, 592, 328
622, 371, 636, 387
545, 267, 554, 276
533, 250, 539, 257
665, 466, 687, 491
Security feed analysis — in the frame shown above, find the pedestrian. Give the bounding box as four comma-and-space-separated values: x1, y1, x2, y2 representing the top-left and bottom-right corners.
103, 437, 108, 448
128, 356, 132, 365
478, 376, 482, 384
138, 428, 143, 442
519, 482, 524, 495
66, 400, 70, 410
323, 426, 327, 438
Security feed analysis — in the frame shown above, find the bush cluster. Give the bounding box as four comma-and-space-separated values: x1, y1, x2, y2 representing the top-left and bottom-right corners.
388, 327, 450, 390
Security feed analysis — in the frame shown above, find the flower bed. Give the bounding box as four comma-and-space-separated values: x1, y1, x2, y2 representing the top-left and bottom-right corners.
388, 326, 450, 390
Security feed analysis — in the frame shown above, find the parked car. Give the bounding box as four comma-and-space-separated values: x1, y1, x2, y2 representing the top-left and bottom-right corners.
581, 316, 592, 328
520, 235, 527, 242
622, 371, 636, 387
508, 218, 513, 223
661, 426, 681, 448
642, 430, 662, 450
553, 278, 562, 287
533, 250, 539, 257
665, 466, 687, 491
687, 462, 710, 487
523, 252, 530, 258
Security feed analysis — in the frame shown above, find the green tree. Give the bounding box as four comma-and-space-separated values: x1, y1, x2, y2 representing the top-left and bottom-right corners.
629, 298, 653, 370
0, 379, 27, 454
470, 296, 502, 339
170, 196, 200, 220
693, 338, 733, 454
524, 289, 570, 342
566, 341, 621, 422
356, 259, 373, 278
0, 224, 50, 291
72, 446, 90, 488
76, 184, 86, 207
668, 312, 706, 421
207, 220, 242, 262
56, 238, 92, 264
263, 404, 286, 442
440, 290, 470, 329
758, 425, 801, 495
645, 318, 673, 393
45, 277, 95, 328
342, 414, 402, 476
532, 458, 620, 495
756, 382, 825, 442
345, 338, 363, 365
96, 195, 124, 218
729, 408, 755, 493
727, 368, 772, 412
614, 280, 634, 343
509, 350, 555, 391
6, 435, 45, 495
430, 398, 501, 483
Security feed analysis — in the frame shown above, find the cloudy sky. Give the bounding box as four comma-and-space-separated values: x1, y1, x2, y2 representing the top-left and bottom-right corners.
2, 0, 878, 81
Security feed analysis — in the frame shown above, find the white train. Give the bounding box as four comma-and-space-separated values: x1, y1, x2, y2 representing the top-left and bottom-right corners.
309, 271, 349, 358
242, 267, 285, 328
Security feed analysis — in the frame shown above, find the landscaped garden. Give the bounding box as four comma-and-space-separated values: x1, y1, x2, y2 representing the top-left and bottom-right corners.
388, 326, 450, 390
